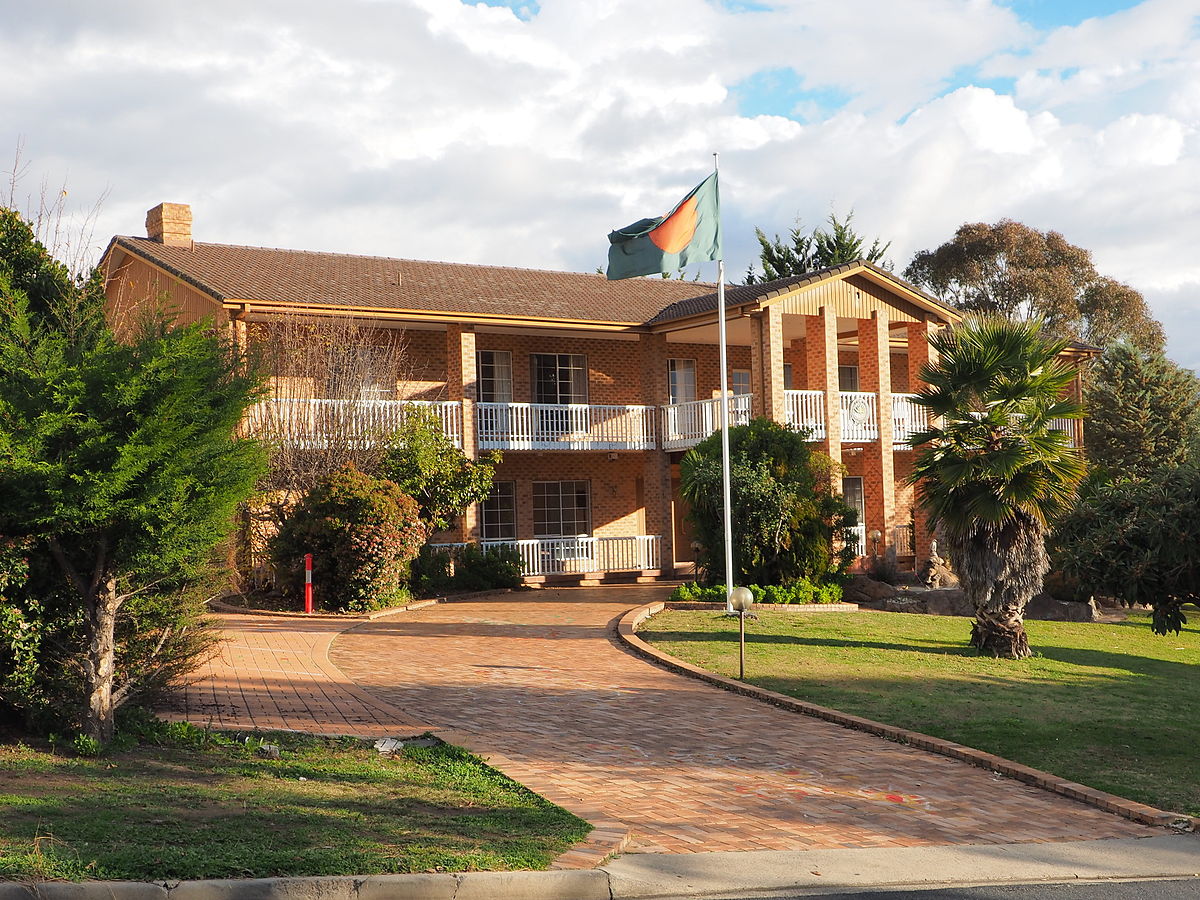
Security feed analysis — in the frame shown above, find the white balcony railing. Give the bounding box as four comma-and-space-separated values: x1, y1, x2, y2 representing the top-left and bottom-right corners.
784, 390, 826, 439
846, 523, 867, 555
892, 394, 927, 448
1048, 417, 1080, 448
840, 391, 879, 442
431, 535, 661, 577
476, 403, 655, 450
660, 394, 753, 451
245, 398, 462, 448
893, 523, 915, 556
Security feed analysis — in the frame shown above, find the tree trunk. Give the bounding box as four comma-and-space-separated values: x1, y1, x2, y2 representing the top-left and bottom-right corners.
82, 578, 121, 744
970, 612, 1031, 659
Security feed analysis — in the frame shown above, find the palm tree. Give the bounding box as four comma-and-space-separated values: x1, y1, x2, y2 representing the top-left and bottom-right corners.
909, 316, 1085, 659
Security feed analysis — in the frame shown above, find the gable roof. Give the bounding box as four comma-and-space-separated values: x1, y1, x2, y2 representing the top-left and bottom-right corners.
645, 260, 961, 326
105, 236, 717, 327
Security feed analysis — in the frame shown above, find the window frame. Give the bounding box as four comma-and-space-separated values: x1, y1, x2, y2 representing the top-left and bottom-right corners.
667, 358, 697, 404
477, 350, 513, 404
480, 480, 517, 541
532, 480, 592, 537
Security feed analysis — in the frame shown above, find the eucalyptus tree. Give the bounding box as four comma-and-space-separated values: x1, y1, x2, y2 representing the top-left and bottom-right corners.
909, 316, 1085, 659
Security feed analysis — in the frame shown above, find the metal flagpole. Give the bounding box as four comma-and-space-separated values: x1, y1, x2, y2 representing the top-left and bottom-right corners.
713, 152, 735, 613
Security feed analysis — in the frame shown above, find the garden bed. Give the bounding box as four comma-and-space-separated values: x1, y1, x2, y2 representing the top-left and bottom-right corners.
0, 723, 589, 881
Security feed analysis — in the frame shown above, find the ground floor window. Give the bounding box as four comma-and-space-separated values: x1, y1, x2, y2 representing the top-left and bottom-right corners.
481, 481, 516, 540
533, 480, 591, 537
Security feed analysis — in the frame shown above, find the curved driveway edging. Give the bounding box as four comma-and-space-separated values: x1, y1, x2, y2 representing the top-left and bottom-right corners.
617, 600, 1198, 832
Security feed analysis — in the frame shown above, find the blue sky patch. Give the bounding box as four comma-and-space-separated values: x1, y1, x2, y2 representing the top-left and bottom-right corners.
1000, 0, 1141, 30
732, 68, 852, 121
466, 0, 539, 21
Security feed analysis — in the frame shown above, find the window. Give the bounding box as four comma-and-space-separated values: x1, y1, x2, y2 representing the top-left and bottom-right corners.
533, 481, 591, 537
532, 354, 587, 404
326, 346, 394, 399
783, 364, 794, 390
477, 350, 513, 403
730, 369, 751, 395
838, 365, 860, 392
480, 481, 516, 540
668, 359, 696, 404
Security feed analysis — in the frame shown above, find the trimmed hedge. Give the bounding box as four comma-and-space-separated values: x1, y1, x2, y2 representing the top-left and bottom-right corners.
669, 579, 842, 605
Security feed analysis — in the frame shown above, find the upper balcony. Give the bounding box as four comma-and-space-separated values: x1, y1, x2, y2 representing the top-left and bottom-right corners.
476, 402, 656, 451
244, 398, 463, 448
784, 391, 928, 448
660, 394, 754, 451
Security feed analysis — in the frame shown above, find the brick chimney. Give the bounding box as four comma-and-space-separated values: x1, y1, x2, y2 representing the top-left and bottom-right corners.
145, 202, 192, 247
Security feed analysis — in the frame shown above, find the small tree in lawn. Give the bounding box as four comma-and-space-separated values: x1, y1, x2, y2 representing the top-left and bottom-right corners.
680, 417, 856, 586
909, 316, 1085, 659
380, 409, 500, 537
0, 208, 266, 742
1054, 465, 1200, 636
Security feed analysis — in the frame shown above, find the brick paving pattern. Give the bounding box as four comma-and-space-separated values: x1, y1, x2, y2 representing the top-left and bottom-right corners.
163, 611, 429, 736
326, 586, 1153, 854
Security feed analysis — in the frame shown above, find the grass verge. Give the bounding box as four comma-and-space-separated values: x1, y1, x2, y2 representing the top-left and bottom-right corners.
0, 722, 590, 882
639, 607, 1200, 816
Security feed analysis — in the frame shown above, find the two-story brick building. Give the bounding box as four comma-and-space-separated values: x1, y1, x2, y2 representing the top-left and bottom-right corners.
102, 203, 1086, 583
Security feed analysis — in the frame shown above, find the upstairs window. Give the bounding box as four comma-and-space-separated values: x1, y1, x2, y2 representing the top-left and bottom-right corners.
668, 358, 697, 404
531, 354, 587, 405
838, 365, 860, 392
477, 350, 513, 403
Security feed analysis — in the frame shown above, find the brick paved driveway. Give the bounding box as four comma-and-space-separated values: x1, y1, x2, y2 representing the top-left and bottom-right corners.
328, 585, 1152, 854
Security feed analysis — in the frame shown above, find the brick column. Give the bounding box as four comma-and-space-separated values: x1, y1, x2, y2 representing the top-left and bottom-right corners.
858, 312, 895, 555
447, 325, 479, 541
641, 332, 674, 573
803, 306, 842, 491
906, 319, 938, 562
750, 307, 787, 424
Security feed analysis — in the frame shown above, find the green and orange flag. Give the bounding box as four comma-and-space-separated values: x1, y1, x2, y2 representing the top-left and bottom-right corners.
606, 172, 722, 280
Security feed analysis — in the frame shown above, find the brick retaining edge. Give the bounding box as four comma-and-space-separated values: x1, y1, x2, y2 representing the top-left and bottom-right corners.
617, 600, 1200, 833
207, 588, 514, 620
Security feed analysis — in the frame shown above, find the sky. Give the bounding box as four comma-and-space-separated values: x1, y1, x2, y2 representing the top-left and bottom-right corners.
1, 0, 1198, 369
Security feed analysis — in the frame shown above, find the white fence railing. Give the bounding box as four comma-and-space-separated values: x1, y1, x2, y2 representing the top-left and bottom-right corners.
846, 523, 867, 555
893, 523, 915, 556
245, 399, 462, 448
839, 391, 879, 442
476, 403, 655, 450
1048, 417, 1080, 448
892, 394, 927, 448
431, 535, 661, 577
660, 394, 754, 451
784, 390, 826, 439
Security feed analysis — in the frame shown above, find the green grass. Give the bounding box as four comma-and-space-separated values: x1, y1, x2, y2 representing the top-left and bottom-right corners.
640, 607, 1200, 816
0, 727, 590, 882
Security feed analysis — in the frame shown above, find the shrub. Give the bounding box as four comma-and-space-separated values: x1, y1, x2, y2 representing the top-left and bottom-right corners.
269, 465, 424, 612
452, 543, 524, 592
412, 543, 524, 596
667, 579, 841, 605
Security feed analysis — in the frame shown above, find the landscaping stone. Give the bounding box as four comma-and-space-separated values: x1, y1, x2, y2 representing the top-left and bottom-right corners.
1026, 593, 1099, 622
842, 575, 896, 606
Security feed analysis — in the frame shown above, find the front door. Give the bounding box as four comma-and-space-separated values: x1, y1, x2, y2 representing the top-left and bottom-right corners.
842, 476, 866, 554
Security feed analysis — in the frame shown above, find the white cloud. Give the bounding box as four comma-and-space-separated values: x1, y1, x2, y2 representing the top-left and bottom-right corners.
1, 0, 1197, 368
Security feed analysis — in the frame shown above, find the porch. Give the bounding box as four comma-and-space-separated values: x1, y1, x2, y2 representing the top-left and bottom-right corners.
476, 402, 656, 451
431, 534, 663, 579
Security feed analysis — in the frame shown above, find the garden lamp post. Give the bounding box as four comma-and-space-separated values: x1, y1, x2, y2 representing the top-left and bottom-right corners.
730, 586, 754, 681
869, 528, 882, 557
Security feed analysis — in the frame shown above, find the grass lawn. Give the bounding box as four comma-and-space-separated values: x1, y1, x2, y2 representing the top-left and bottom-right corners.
640, 607, 1200, 817
0, 725, 590, 882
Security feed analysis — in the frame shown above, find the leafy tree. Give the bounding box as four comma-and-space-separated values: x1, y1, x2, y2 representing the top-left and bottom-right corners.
1084, 342, 1200, 476
380, 409, 501, 536
1054, 466, 1200, 636
269, 464, 424, 612
0, 208, 266, 743
909, 316, 1085, 659
745, 211, 891, 284
680, 417, 856, 586
904, 220, 1165, 353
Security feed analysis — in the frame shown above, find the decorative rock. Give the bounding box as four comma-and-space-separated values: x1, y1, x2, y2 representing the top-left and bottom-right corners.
1026, 593, 1099, 622
255, 743, 281, 759
842, 575, 896, 607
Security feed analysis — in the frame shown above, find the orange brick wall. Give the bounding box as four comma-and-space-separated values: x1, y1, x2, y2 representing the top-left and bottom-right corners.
476, 334, 646, 405
660, 341, 753, 401
484, 452, 653, 540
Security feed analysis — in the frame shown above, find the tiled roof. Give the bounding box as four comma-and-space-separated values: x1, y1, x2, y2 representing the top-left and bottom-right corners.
110, 236, 717, 326
645, 260, 952, 325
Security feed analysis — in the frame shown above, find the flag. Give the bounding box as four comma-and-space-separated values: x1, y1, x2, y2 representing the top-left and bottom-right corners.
606, 172, 722, 280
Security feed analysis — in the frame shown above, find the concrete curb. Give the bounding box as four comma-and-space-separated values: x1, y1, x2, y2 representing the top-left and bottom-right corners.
0, 870, 611, 900
206, 589, 513, 620
617, 600, 1200, 832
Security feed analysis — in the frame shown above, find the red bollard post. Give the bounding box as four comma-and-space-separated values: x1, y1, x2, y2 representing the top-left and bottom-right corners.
304, 553, 313, 613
